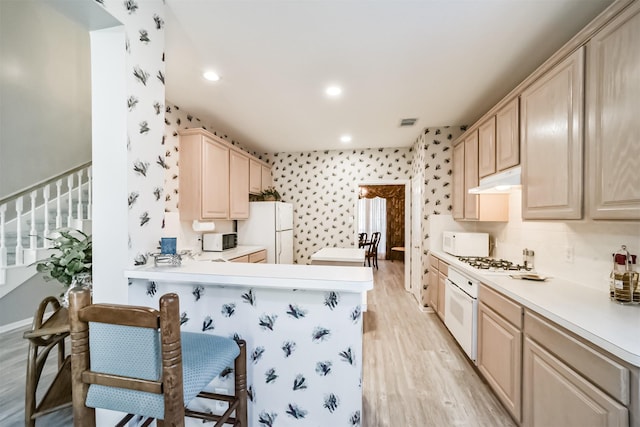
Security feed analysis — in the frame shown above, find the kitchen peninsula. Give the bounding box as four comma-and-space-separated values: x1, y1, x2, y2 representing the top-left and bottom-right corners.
125, 261, 373, 426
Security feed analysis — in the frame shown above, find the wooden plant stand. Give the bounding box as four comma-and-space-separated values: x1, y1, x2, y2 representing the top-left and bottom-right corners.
23, 296, 72, 426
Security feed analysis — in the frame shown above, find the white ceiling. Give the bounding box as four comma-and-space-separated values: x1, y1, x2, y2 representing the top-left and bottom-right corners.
165, 0, 613, 154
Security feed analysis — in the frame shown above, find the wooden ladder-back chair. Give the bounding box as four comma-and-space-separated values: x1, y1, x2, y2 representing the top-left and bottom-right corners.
365, 232, 381, 269
68, 288, 247, 427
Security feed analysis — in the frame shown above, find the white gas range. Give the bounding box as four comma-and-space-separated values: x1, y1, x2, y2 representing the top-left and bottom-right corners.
443, 254, 534, 363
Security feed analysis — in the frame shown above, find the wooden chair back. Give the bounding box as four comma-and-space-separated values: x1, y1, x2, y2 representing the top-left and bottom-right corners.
358, 232, 368, 248
68, 288, 184, 427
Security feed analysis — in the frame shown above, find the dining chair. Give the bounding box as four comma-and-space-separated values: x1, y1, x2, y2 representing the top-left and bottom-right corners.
358, 232, 368, 248
68, 288, 247, 427
365, 232, 381, 269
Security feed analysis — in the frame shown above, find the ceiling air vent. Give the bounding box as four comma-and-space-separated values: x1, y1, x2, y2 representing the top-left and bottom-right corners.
399, 118, 417, 127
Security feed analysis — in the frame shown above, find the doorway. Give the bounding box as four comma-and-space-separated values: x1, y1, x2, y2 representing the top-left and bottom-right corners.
354, 180, 410, 292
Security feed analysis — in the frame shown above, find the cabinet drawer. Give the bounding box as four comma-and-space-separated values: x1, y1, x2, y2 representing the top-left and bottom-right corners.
479, 284, 523, 328
249, 250, 266, 263
429, 254, 439, 270
229, 255, 249, 263
438, 260, 448, 276
524, 311, 629, 405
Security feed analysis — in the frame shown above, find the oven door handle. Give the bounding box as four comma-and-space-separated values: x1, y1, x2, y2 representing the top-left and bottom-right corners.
446, 279, 472, 301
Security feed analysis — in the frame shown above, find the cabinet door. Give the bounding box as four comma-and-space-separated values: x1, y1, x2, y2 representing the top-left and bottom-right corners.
478, 302, 522, 422
523, 337, 628, 427
249, 159, 262, 194
464, 131, 479, 220
587, 2, 640, 220
478, 117, 496, 178
521, 48, 584, 219
261, 165, 273, 191
427, 267, 438, 311
201, 136, 230, 219
229, 255, 249, 263
437, 271, 446, 320
496, 97, 520, 171
229, 150, 249, 219
452, 142, 465, 220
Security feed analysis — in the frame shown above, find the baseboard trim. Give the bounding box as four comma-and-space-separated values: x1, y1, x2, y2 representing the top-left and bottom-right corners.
0, 316, 33, 334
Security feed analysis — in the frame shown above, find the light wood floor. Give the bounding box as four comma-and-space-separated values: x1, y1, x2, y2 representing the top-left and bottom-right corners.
0, 260, 516, 426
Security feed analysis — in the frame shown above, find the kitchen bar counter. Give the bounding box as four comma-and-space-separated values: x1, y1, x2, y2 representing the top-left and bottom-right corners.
126, 258, 373, 293
125, 261, 373, 425
431, 250, 640, 367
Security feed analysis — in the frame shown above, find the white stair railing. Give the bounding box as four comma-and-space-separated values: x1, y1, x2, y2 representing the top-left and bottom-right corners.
0, 162, 92, 281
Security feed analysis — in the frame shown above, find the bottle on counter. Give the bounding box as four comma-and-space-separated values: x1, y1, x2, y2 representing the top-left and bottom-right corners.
610, 245, 638, 304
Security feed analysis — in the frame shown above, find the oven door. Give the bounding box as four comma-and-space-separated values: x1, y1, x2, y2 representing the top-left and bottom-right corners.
444, 279, 478, 362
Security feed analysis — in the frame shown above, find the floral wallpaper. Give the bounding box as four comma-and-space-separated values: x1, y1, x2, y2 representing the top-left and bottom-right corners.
411, 126, 466, 302
129, 280, 364, 426
269, 148, 412, 264
96, 0, 166, 267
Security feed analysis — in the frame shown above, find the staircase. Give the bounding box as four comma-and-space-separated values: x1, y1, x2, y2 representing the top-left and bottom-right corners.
0, 163, 92, 298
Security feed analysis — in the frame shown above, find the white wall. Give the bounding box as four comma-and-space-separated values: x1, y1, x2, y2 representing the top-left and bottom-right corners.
0, 0, 91, 198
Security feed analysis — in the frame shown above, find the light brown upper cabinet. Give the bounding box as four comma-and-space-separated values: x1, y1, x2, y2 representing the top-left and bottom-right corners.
261, 165, 273, 191
229, 150, 250, 219
249, 159, 262, 194
586, 2, 640, 220
478, 117, 497, 178
452, 142, 465, 220
452, 135, 508, 222
496, 98, 520, 171
521, 48, 584, 220
464, 132, 480, 219
179, 128, 267, 220
179, 131, 230, 220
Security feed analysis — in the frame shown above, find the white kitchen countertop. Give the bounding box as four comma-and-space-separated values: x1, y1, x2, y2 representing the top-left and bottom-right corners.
431, 250, 640, 367
125, 259, 374, 293
311, 247, 365, 262
195, 245, 265, 261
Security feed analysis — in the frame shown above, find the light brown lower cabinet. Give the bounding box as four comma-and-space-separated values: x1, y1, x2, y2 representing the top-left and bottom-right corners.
437, 260, 448, 320
523, 310, 636, 427
230, 250, 267, 264
478, 302, 522, 422
523, 337, 628, 427
427, 254, 447, 320
478, 284, 523, 422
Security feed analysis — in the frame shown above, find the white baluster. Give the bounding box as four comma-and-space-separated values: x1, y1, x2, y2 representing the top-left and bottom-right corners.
0, 204, 6, 268
55, 180, 62, 229
29, 191, 37, 249
15, 197, 24, 265
43, 185, 51, 246
67, 175, 74, 227
77, 170, 84, 220
87, 166, 92, 220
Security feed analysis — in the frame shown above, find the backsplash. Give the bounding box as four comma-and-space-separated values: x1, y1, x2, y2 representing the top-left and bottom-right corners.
475, 190, 640, 292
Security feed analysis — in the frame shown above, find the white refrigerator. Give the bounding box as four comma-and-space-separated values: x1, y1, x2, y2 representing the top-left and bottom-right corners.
237, 202, 294, 264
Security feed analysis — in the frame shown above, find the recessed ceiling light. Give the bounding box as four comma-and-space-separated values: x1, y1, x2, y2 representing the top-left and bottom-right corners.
340, 135, 352, 143
325, 85, 342, 97
203, 71, 220, 82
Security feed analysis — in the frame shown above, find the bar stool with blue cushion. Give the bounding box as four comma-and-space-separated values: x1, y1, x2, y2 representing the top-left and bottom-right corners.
68, 288, 247, 427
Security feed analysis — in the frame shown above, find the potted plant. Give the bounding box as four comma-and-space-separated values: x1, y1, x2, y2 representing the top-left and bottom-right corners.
35, 228, 92, 304
261, 186, 281, 201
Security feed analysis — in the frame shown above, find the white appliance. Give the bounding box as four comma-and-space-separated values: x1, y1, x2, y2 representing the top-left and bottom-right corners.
202, 232, 237, 252
468, 166, 521, 194
444, 267, 479, 362
238, 202, 294, 264
442, 231, 489, 257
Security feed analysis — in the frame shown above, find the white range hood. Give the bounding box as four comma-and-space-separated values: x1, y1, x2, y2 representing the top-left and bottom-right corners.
468, 166, 521, 194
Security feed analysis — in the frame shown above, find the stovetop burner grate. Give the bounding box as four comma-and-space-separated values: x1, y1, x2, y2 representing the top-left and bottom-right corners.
457, 256, 532, 272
